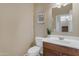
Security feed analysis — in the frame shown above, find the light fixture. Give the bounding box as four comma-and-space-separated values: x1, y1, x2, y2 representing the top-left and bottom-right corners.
53, 3, 69, 8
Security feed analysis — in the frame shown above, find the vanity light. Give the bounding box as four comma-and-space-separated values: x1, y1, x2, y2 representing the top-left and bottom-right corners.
53, 3, 69, 8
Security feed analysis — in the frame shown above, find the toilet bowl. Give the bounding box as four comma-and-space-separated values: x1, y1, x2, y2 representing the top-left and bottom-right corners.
26, 37, 44, 56
27, 46, 41, 56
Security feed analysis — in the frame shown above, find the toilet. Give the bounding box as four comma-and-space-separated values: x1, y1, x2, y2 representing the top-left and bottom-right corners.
26, 37, 44, 56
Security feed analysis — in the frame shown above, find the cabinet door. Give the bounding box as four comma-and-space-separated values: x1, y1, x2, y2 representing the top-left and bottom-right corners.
43, 47, 71, 56
43, 47, 61, 56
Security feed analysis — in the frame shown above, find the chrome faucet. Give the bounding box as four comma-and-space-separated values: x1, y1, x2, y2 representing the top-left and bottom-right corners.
59, 36, 64, 40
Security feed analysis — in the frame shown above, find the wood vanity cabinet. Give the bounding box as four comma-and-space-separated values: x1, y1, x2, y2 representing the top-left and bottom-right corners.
43, 42, 79, 56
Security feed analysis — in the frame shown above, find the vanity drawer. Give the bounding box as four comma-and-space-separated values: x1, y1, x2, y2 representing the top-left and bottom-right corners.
43, 42, 79, 56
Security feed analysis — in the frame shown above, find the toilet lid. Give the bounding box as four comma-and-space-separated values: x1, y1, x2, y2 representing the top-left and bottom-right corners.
28, 46, 41, 53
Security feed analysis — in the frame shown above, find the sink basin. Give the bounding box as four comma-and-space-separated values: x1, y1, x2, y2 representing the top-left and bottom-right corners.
43, 35, 79, 49
47, 37, 71, 44
57, 40, 70, 44
50, 39, 71, 44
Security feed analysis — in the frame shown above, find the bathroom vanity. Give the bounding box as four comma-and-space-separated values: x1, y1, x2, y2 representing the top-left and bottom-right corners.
43, 42, 79, 56
43, 35, 79, 56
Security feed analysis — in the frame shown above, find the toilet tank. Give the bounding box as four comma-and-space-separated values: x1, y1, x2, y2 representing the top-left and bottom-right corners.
35, 37, 44, 47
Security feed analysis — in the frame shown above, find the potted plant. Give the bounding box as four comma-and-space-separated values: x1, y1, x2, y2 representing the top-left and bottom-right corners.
47, 28, 51, 35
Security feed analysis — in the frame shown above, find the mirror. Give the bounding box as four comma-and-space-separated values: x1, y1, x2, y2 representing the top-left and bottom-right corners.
47, 3, 72, 33
56, 14, 72, 32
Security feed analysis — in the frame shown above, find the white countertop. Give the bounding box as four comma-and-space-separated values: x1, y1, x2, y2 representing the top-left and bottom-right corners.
43, 38, 79, 49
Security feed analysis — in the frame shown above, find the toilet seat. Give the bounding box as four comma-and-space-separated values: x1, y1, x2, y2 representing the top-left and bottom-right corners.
26, 37, 44, 56
27, 46, 41, 56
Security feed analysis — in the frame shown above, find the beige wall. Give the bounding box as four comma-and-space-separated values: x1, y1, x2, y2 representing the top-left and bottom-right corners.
0, 4, 34, 55
34, 3, 48, 37
72, 3, 79, 36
